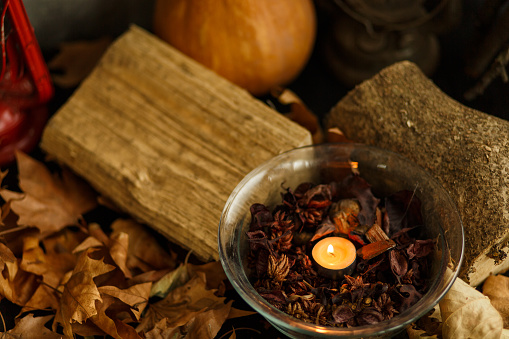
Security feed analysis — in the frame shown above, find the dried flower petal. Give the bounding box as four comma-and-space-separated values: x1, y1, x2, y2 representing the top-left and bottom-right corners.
385, 190, 423, 236
310, 217, 336, 242
333, 305, 355, 323
268, 254, 291, 282
356, 307, 384, 325
390, 250, 408, 278
249, 203, 273, 231
341, 174, 380, 227
399, 284, 423, 311
407, 239, 435, 259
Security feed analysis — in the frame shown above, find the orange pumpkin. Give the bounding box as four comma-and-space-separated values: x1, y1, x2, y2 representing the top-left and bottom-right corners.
153, 0, 316, 96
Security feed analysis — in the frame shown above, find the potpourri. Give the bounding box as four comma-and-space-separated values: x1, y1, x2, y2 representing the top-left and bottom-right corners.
246, 173, 435, 327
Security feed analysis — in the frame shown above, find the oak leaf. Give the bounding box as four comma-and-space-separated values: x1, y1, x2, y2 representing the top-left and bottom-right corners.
137, 273, 230, 337
28, 227, 87, 306
0, 151, 98, 235
143, 318, 180, 339
0, 241, 16, 269
54, 248, 116, 337
72, 296, 142, 339
178, 300, 234, 339
150, 263, 189, 298
188, 261, 227, 291
111, 219, 177, 273
0, 259, 39, 306
19, 236, 60, 312
73, 235, 104, 253
4, 314, 62, 338
98, 282, 151, 320
21, 233, 79, 313
129, 267, 174, 287
109, 231, 132, 278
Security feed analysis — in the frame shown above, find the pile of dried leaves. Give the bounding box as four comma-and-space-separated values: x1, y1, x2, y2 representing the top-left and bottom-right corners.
0, 151, 253, 338
247, 174, 435, 328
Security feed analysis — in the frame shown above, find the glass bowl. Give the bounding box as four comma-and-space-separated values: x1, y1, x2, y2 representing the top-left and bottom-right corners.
218, 143, 464, 338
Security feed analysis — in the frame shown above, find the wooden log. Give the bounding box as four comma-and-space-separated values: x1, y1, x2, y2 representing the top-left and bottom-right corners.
325, 61, 509, 286
40, 26, 312, 262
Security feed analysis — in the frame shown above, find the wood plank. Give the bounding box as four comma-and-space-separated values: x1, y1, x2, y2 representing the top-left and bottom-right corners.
41, 25, 312, 262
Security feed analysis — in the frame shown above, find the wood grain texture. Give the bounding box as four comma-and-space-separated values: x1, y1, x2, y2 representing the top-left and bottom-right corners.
326, 61, 509, 286
41, 26, 312, 262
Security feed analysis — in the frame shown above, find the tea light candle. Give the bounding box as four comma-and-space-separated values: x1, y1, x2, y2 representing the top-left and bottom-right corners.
312, 237, 356, 279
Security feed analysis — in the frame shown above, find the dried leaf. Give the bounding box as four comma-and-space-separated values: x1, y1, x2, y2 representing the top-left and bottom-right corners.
129, 268, 174, 287
385, 190, 423, 236
188, 261, 227, 291
390, 249, 408, 278
80, 296, 122, 339
0, 241, 16, 267
98, 282, 151, 320
109, 231, 132, 278
407, 239, 435, 259
439, 270, 503, 338
21, 229, 84, 313
333, 304, 355, 323
0, 259, 39, 306
340, 175, 380, 227
310, 217, 336, 242
399, 284, 422, 311
407, 304, 441, 339
5, 314, 62, 338
54, 248, 116, 337
0, 152, 97, 235
111, 219, 177, 273
138, 274, 229, 337
49, 37, 112, 88
271, 87, 324, 144
327, 127, 353, 143
143, 318, 181, 339
183, 300, 234, 339
249, 203, 273, 232
483, 274, 509, 328
226, 307, 257, 320
18, 236, 60, 312
356, 307, 384, 325
73, 236, 104, 253
150, 263, 189, 298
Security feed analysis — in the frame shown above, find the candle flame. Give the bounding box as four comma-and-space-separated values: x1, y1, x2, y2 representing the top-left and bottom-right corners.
327, 244, 335, 257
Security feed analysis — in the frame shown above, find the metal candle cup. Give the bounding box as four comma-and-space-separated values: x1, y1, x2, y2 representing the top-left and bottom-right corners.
312, 237, 357, 280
